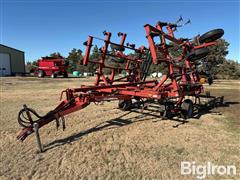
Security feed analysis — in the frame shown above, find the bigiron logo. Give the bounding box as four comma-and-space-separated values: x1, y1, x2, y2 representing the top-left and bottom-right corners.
181, 161, 237, 179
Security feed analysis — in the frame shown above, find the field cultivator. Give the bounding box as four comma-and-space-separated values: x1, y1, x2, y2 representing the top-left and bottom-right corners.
16, 19, 224, 152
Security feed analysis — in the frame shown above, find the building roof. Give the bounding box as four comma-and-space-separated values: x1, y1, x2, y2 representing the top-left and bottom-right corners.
0, 44, 24, 53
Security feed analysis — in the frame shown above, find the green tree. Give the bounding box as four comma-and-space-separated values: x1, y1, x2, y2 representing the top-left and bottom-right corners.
49, 52, 63, 58
87, 45, 100, 73
207, 39, 229, 65
168, 38, 231, 78
205, 38, 229, 77
66, 48, 83, 73
25, 60, 38, 73
215, 59, 240, 79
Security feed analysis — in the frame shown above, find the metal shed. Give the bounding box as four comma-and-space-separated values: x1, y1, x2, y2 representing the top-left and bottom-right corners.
0, 44, 25, 76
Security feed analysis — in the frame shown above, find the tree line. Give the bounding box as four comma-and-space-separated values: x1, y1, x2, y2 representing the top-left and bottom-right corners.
26, 38, 240, 79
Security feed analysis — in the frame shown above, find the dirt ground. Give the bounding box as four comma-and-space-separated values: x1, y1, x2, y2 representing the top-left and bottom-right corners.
0, 77, 239, 179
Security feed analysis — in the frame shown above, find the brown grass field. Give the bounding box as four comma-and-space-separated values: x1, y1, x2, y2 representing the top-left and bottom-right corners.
0, 77, 239, 179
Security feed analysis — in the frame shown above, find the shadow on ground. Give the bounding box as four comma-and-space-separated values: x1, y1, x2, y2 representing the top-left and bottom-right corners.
43, 99, 239, 152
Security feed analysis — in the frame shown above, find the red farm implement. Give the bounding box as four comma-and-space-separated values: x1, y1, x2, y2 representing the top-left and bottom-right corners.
36, 56, 69, 78
17, 19, 224, 152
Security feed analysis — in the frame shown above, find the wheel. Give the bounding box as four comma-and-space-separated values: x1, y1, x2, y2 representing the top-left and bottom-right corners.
110, 43, 125, 51
118, 99, 132, 111
181, 99, 194, 119
207, 77, 213, 85
51, 73, 57, 78
199, 29, 224, 44
38, 70, 44, 78
63, 71, 68, 78
160, 102, 175, 119
186, 48, 209, 61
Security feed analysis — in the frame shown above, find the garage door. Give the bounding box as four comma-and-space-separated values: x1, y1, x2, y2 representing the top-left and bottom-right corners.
0, 53, 11, 76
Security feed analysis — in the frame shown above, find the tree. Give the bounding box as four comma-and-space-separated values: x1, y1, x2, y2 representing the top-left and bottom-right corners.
205, 39, 239, 79
167, 38, 232, 78
50, 52, 63, 58
203, 39, 228, 76
90, 45, 100, 60
87, 45, 100, 73
215, 59, 240, 79
207, 39, 229, 65
25, 60, 38, 73
66, 48, 83, 73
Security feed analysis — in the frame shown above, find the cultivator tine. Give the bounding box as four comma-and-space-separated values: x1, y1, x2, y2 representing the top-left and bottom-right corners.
175, 15, 183, 24
33, 123, 43, 153
16, 128, 34, 141
55, 112, 66, 131
17, 93, 91, 142
56, 118, 60, 130
184, 19, 191, 25
61, 116, 66, 131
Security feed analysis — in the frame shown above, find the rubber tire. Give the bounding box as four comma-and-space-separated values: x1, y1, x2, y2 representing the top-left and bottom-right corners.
161, 102, 174, 119
38, 70, 44, 78
207, 77, 213, 85
51, 73, 57, 78
181, 99, 194, 119
110, 43, 125, 51
186, 48, 209, 61
118, 99, 132, 111
199, 29, 224, 44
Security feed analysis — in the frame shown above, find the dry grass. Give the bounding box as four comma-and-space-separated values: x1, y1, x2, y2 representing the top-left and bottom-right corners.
0, 77, 239, 179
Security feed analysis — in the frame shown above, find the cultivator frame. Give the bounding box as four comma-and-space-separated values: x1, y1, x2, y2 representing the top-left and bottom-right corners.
16, 18, 224, 152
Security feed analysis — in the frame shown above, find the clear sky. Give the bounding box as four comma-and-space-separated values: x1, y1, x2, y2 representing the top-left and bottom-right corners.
1, 0, 239, 62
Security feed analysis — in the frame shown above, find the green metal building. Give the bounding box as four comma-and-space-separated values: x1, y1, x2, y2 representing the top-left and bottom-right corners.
0, 44, 25, 76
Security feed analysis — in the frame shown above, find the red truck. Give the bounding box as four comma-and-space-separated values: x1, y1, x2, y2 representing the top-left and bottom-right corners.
37, 57, 69, 78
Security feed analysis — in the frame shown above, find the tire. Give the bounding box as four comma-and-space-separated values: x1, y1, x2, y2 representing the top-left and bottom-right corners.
186, 48, 209, 61
161, 102, 174, 119
110, 43, 125, 51
118, 99, 132, 111
207, 77, 213, 85
63, 71, 68, 78
181, 99, 194, 119
199, 29, 224, 44
38, 70, 44, 78
51, 73, 57, 78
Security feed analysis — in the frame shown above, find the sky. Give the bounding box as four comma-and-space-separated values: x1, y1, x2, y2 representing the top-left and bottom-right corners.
0, 0, 239, 62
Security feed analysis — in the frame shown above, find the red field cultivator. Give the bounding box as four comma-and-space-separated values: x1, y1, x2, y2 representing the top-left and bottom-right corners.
16, 19, 224, 152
